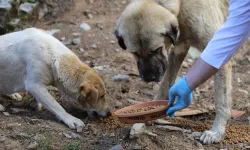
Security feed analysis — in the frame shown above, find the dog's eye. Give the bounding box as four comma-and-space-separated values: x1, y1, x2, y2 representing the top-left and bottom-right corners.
153, 46, 163, 54
100, 95, 105, 98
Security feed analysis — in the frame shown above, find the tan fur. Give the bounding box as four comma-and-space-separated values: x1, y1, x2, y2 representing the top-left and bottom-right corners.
55, 54, 107, 114
115, 0, 231, 144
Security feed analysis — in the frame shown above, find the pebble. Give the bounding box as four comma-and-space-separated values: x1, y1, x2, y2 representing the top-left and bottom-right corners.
46, 29, 60, 36
0, 135, 6, 142
80, 23, 91, 31
0, 0, 12, 10
154, 119, 171, 125
72, 32, 81, 36
156, 125, 188, 133
112, 74, 129, 82
9, 18, 20, 25
144, 130, 157, 137
93, 66, 104, 70
109, 144, 123, 150
0, 104, 5, 112
72, 38, 81, 45
11, 108, 27, 114
192, 132, 202, 140
60, 37, 66, 41
79, 48, 84, 53
129, 123, 145, 139
3, 112, 10, 116
127, 99, 142, 104
110, 40, 116, 44
63, 132, 72, 139
19, 2, 38, 14
90, 43, 97, 49
26, 141, 38, 150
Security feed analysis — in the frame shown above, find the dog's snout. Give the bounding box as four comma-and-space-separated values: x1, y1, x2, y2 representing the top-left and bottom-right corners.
106, 110, 112, 117
140, 70, 160, 82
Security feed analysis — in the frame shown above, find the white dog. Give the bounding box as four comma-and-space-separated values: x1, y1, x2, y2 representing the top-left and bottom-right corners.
0, 28, 110, 132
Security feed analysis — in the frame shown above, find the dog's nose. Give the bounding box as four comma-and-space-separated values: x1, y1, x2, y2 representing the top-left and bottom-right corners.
106, 111, 112, 117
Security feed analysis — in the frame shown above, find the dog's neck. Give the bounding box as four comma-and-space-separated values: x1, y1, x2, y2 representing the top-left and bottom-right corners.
52, 54, 90, 98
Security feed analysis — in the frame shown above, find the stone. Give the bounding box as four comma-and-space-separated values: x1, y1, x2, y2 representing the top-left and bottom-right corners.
0, 104, 5, 112
70, 132, 83, 140
110, 40, 116, 44
93, 66, 104, 70
3, 111, 10, 116
10, 108, 27, 114
46, 29, 60, 36
26, 141, 38, 150
63, 133, 72, 139
129, 123, 145, 139
192, 132, 202, 140
80, 23, 91, 31
112, 74, 129, 82
154, 119, 171, 125
144, 130, 157, 137
238, 89, 249, 97
8, 19, 20, 26
72, 38, 81, 45
127, 99, 142, 104
19, 2, 38, 14
0, 0, 12, 10
109, 144, 123, 150
60, 37, 66, 41
156, 125, 188, 132
79, 48, 84, 53
90, 43, 97, 49
0, 135, 5, 142
72, 32, 81, 36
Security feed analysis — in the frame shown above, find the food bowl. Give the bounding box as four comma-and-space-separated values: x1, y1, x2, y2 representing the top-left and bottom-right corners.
113, 100, 170, 124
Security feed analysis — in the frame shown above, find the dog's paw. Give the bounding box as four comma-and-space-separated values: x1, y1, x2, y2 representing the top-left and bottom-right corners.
200, 130, 225, 144
9, 93, 23, 101
0, 104, 5, 112
63, 115, 85, 132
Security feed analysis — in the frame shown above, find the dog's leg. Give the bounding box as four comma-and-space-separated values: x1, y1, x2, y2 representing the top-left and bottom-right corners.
26, 83, 85, 132
155, 44, 189, 100
8, 93, 23, 101
200, 61, 232, 144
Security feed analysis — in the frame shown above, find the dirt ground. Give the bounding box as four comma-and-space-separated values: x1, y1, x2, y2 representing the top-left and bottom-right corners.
0, 0, 250, 150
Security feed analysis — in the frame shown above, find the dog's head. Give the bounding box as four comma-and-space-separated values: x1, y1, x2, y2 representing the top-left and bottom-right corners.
115, 0, 180, 82
77, 70, 111, 119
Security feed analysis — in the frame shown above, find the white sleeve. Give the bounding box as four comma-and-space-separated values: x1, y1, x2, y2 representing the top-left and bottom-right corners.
200, 0, 250, 69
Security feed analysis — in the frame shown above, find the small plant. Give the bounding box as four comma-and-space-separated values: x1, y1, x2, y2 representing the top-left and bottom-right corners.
63, 140, 81, 150
37, 135, 54, 150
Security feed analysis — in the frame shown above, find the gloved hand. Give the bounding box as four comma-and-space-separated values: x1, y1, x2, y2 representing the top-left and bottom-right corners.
166, 76, 193, 118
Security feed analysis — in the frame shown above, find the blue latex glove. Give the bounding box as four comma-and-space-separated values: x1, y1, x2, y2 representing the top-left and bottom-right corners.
166, 76, 193, 118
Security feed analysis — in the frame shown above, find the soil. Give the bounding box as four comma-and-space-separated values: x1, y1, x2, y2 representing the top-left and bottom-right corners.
0, 0, 250, 150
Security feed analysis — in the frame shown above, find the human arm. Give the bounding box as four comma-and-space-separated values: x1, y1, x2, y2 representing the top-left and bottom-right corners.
166, 0, 250, 118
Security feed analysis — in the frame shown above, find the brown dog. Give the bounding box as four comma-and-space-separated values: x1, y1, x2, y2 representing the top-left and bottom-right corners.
115, 0, 231, 144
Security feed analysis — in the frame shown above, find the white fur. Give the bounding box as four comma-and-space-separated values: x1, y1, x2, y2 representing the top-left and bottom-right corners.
0, 28, 84, 132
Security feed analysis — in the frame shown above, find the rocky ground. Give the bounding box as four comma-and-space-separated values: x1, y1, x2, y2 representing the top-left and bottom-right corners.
0, 0, 249, 150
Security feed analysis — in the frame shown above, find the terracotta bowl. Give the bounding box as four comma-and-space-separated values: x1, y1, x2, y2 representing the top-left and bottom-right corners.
113, 100, 170, 124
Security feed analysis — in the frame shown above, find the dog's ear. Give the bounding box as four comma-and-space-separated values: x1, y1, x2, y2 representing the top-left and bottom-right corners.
162, 24, 179, 46
114, 29, 127, 50
156, 0, 180, 16
80, 82, 99, 107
